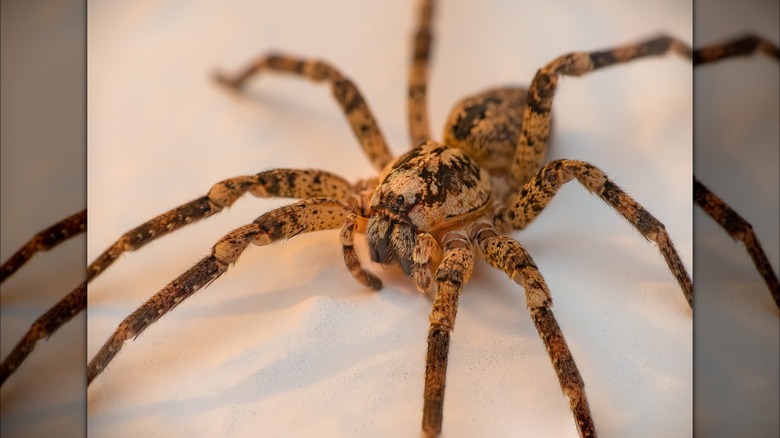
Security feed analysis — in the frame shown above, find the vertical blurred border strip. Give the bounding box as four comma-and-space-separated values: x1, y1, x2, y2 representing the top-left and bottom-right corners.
0, 0, 87, 437
693, 0, 780, 437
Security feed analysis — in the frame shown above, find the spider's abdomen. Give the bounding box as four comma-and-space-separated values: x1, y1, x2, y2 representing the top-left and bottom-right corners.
371, 141, 492, 233
443, 87, 530, 175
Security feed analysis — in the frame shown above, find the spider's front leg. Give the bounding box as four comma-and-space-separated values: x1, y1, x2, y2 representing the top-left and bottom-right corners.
474, 223, 596, 438
507, 159, 692, 307
87, 197, 351, 384
422, 230, 474, 434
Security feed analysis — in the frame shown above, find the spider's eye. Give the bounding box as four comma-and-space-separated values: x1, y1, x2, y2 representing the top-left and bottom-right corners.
395, 195, 405, 205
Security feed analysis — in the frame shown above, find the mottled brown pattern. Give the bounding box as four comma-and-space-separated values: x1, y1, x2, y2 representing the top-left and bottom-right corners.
475, 228, 595, 438
0, 209, 86, 283
507, 159, 692, 307
408, 0, 434, 147
215, 55, 393, 170
423, 240, 474, 434
510, 35, 691, 185
88, 198, 351, 383
444, 87, 528, 174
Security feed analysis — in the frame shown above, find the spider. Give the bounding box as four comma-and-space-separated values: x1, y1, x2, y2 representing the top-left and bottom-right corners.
3, 0, 693, 436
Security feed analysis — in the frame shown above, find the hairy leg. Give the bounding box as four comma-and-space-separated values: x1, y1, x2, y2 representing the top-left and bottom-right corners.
215, 55, 394, 171
422, 230, 474, 434
506, 159, 691, 307
87, 197, 351, 384
408, 0, 434, 147
511, 35, 691, 184
474, 223, 596, 438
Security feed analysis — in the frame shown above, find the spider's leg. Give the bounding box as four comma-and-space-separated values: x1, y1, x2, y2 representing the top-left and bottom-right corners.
422, 230, 474, 434
693, 35, 779, 65
87, 197, 350, 385
90, 169, 356, 282
474, 223, 596, 438
215, 56, 393, 171
0, 210, 86, 386
0, 169, 352, 386
408, 0, 434, 147
0, 209, 86, 283
692, 37, 779, 304
511, 35, 691, 184
506, 159, 692, 307
694, 178, 779, 307
0, 282, 85, 385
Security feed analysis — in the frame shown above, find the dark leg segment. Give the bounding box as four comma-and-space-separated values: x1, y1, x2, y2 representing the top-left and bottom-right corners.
340, 214, 382, 290
0, 282, 86, 385
215, 55, 394, 171
474, 223, 596, 438
693, 35, 779, 65
87, 198, 350, 384
511, 35, 692, 184
694, 178, 779, 307
1, 209, 86, 283
408, 0, 434, 147
506, 159, 692, 307
422, 231, 474, 434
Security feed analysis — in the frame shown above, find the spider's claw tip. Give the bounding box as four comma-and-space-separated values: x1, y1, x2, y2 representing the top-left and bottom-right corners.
366, 273, 383, 291
212, 71, 241, 89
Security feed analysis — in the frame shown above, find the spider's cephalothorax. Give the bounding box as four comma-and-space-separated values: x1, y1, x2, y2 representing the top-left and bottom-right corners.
365, 141, 491, 279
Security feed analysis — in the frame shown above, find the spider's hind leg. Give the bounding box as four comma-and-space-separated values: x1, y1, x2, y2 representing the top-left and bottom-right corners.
215, 55, 393, 171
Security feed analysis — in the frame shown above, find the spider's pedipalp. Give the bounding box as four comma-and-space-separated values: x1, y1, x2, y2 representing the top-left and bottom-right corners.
88, 197, 351, 384
511, 35, 692, 184
215, 55, 394, 171
476, 231, 595, 438
423, 232, 474, 434
341, 214, 382, 290
507, 159, 692, 307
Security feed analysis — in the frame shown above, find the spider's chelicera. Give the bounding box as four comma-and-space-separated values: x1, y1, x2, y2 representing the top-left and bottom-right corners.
2, 0, 777, 436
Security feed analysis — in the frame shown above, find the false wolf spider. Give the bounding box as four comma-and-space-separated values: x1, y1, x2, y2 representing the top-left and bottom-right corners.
0, 0, 696, 436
